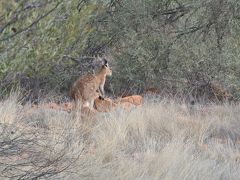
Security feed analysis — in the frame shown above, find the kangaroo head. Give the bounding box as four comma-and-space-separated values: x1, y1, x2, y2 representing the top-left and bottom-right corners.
102, 58, 112, 76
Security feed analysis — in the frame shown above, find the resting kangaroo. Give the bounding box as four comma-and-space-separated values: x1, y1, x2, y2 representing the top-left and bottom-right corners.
70, 58, 112, 110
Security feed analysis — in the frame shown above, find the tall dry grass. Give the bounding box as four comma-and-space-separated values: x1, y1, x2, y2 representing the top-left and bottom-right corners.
0, 94, 240, 179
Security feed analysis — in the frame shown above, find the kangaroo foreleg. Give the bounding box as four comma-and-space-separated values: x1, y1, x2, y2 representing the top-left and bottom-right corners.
99, 84, 105, 98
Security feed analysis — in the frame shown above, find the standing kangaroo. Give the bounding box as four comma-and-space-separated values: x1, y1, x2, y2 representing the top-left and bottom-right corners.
70, 58, 112, 110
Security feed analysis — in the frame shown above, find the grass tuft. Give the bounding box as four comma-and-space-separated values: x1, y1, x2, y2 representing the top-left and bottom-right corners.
0, 95, 240, 179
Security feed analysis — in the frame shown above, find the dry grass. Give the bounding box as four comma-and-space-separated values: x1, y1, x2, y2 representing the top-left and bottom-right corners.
1, 94, 240, 180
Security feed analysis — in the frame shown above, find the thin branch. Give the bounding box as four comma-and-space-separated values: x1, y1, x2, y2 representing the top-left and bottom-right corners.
86, 32, 119, 55
0, 0, 36, 34
62, 55, 95, 64
174, 24, 205, 38
0, 1, 62, 42
77, 0, 87, 12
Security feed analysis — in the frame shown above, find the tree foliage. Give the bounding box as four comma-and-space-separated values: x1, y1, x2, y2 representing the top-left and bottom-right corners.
1, 0, 240, 101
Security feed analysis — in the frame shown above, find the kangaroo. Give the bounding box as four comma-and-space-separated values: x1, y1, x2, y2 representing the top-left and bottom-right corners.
70, 58, 112, 110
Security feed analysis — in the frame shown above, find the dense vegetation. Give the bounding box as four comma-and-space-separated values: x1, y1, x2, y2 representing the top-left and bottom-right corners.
1, 2, 240, 179
1, 0, 240, 101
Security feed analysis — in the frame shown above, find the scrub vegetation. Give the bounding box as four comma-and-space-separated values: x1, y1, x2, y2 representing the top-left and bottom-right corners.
1, 0, 240, 100
1, 1, 240, 179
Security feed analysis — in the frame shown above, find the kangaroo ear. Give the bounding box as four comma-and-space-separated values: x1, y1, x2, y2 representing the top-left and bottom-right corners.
103, 58, 108, 66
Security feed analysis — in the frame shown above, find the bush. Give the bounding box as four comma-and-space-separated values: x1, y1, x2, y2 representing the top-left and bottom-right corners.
1, 0, 240, 101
